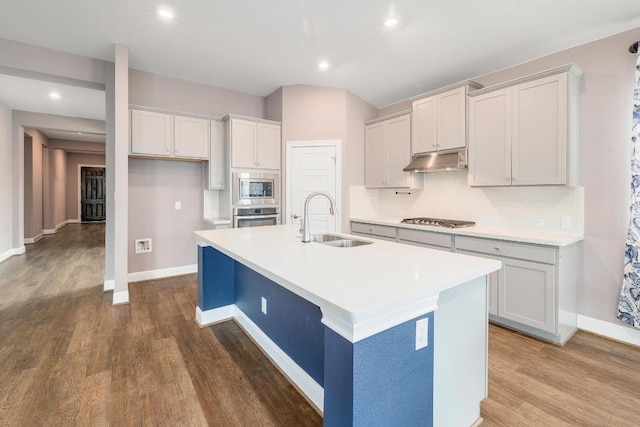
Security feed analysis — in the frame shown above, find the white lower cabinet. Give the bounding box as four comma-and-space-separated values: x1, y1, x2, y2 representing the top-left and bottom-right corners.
350, 220, 579, 344
350, 222, 397, 242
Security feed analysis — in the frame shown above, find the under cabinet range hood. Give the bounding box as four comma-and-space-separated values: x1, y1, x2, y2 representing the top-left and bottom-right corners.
403, 149, 468, 173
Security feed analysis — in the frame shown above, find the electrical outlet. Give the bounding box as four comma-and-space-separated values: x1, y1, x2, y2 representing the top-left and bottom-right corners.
530, 219, 545, 227
261, 297, 267, 315
175, 201, 181, 210
415, 318, 428, 350
135, 238, 152, 254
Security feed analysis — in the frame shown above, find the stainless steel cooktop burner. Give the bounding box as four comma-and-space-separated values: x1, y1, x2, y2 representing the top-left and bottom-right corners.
400, 217, 476, 228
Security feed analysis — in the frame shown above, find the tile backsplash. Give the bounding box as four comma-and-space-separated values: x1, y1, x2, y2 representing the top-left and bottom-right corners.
350, 171, 584, 233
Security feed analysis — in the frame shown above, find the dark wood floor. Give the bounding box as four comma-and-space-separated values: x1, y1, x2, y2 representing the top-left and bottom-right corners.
1, 224, 639, 426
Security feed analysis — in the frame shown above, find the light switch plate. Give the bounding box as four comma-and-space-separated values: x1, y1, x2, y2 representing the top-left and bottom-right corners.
175, 201, 181, 210
261, 297, 267, 315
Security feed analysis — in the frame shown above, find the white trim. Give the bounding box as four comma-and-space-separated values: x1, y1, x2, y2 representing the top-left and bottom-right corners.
56, 219, 69, 230
321, 295, 440, 343
195, 305, 239, 326
577, 315, 640, 347
127, 264, 197, 282
103, 279, 114, 292
0, 246, 25, 264
66, 219, 80, 224
285, 140, 343, 232
24, 233, 43, 244
196, 304, 324, 412
42, 229, 56, 235
77, 164, 106, 222
112, 290, 129, 305
43, 219, 71, 235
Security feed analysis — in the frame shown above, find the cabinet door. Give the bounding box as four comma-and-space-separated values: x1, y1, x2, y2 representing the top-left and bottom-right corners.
499, 258, 556, 333
208, 120, 225, 190
385, 114, 411, 188
437, 86, 466, 151
130, 110, 173, 156
468, 89, 512, 186
174, 116, 209, 159
512, 73, 567, 185
365, 122, 385, 187
411, 97, 437, 154
456, 249, 499, 315
256, 122, 281, 169
231, 119, 257, 168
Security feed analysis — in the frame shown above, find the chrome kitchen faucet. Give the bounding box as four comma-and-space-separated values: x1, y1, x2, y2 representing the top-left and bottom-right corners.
301, 192, 338, 243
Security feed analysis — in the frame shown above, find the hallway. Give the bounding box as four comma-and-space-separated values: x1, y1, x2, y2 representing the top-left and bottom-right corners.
0, 224, 321, 426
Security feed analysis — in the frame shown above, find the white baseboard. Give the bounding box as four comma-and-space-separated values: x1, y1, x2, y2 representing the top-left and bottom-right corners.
195, 305, 238, 326
66, 219, 79, 224
24, 233, 43, 244
196, 305, 324, 413
112, 290, 129, 305
0, 246, 25, 264
127, 264, 197, 283
103, 279, 115, 292
577, 315, 640, 347
43, 229, 56, 235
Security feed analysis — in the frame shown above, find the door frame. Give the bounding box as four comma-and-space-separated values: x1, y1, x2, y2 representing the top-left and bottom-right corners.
78, 164, 106, 222
285, 140, 342, 232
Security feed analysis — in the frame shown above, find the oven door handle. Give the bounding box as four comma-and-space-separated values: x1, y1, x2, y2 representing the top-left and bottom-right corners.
236, 214, 279, 220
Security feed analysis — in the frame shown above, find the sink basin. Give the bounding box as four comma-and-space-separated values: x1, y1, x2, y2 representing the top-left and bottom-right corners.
309, 233, 373, 248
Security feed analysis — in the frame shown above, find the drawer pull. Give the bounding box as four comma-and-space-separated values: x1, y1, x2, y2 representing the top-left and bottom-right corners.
494, 247, 500, 251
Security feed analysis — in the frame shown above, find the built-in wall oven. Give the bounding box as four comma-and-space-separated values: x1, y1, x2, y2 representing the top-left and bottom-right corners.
232, 172, 279, 206
232, 172, 280, 228
233, 207, 279, 228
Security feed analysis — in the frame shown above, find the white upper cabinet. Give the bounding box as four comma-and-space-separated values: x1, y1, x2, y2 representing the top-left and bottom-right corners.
229, 117, 281, 170
130, 108, 209, 160
468, 65, 581, 187
174, 116, 209, 159
411, 83, 480, 155
130, 109, 174, 157
365, 112, 422, 189
208, 120, 225, 190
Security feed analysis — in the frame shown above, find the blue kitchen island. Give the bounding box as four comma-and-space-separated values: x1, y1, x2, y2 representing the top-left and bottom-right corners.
194, 224, 501, 427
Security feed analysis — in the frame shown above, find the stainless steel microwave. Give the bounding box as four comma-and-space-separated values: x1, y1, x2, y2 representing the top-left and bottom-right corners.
232, 172, 279, 206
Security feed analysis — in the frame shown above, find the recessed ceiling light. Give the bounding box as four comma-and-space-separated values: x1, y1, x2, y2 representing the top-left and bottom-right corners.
318, 61, 330, 71
384, 17, 399, 27
49, 91, 61, 100
157, 6, 175, 20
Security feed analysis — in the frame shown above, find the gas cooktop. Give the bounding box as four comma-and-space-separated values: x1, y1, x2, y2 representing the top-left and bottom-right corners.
401, 217, 476, 229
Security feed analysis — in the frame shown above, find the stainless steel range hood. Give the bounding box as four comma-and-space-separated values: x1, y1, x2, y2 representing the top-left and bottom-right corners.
403, 149, 468, 173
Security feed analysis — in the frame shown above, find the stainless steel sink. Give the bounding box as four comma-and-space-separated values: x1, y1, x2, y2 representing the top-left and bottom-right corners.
309, 233, 373, 248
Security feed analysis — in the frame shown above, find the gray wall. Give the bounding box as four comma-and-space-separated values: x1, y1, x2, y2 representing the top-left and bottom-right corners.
379, 28, 639, 327
23, 130, 46, 240
127, 69, 266, 273
65, 152, 106, 221
279, 85, 376, 231
128, 159, 204, 273
53, 149, 66, 227
0, 101, 11, 256
129, 69, 265, 118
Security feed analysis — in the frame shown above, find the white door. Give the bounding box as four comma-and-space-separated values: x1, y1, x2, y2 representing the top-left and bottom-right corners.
289, 145, 338, 233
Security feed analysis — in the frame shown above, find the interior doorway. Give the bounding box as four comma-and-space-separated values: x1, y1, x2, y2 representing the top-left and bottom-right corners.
80, 166, 106, 222
285, 140, 342, 233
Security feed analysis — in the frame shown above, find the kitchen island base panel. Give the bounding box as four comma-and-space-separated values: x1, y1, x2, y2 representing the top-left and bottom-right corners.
196, 238, 492, 427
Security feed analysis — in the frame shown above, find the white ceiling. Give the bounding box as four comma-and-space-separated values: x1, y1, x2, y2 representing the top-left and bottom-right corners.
0, 0, 639, 111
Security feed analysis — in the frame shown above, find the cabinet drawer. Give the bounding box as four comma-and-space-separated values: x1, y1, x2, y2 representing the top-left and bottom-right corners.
455, 236, 556, 264
350, 222, 397, 239
398, 228, 452, 249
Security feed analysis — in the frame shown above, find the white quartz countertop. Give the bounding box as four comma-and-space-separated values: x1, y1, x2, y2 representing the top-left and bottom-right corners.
194, 224, 500, 342
351, 217, 584, 247
203, 217, 231, 226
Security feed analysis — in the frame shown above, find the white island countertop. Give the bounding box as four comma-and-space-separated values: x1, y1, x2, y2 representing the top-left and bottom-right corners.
195, 224, 501, 342
351, 217, 584, 247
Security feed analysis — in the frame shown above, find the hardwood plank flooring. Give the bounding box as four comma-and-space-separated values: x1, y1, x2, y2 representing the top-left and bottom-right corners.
2, 223, 640, 426
0, 224, 321, 426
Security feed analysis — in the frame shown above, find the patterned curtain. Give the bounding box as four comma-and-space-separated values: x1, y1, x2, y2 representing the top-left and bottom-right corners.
618, 43, 640, 329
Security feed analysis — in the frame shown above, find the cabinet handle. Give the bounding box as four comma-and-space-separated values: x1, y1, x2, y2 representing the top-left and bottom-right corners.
505, 177, 510, 181
494, 247, 500, 251
512, 176, 517, 181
